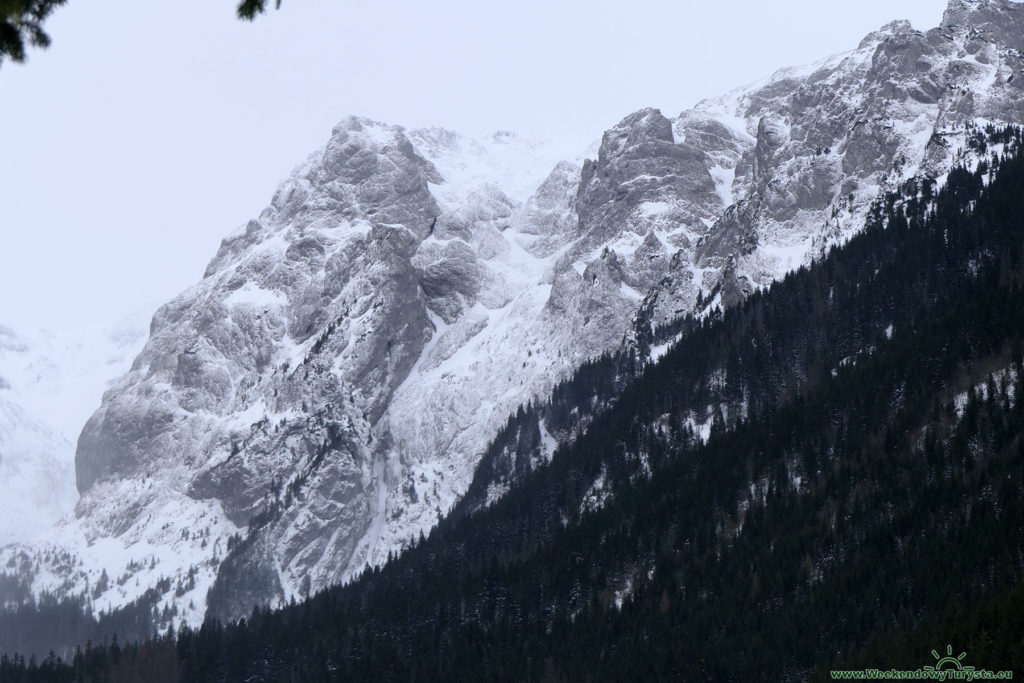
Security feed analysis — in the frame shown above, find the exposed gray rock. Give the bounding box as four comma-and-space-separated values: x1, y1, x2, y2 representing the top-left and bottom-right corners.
753, 117, 789, 185
519, 161, 580, 256
634, 251, 700, 331
942, 0, 1024, 53
12, 0, 1024, 628
696, 199, 760, 267
415, 240, 483, 323
627, 231, 671, 291
575, 108, 721, 255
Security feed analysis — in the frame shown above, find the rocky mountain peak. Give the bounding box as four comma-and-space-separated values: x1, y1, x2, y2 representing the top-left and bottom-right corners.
7, 3, 1024, 629
857, 19, 917, 49
595, 108, 674, 162
575, 108, 720, 256
941, 0, 1024, 51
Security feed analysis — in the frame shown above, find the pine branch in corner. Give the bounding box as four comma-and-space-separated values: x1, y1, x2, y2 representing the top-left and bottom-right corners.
237, 0, 283, 20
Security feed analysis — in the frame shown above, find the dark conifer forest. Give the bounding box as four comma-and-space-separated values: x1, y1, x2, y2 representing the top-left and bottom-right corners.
3, 126, 1024, 681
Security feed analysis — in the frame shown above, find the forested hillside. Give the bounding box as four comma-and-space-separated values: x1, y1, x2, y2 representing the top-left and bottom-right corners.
3, 125, 1024, 681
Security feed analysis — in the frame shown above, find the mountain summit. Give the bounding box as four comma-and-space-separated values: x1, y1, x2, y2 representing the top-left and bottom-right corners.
4, 0, 1024, 626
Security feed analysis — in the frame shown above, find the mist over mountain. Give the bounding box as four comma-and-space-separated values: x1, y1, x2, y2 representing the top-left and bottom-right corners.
0, 320, 146, 545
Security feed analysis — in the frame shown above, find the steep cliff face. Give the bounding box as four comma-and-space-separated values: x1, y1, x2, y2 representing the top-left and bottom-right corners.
4, 0, 1023, 625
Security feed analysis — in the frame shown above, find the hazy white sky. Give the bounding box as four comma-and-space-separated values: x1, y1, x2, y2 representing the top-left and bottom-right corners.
0, 0, 947, 331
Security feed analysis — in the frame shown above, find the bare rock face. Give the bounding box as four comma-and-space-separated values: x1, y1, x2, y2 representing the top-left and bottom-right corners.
519, 161, 581, 254
685, 0, 1024, 303
576, 108, 721, 257
8, 0, 1024, 627
78, 118, 440, 500
71, 119, 448, 621
752, 117, 789, 184
633, 251, 701, 332
942, 0, 1024, 53
696, 199, 760, 267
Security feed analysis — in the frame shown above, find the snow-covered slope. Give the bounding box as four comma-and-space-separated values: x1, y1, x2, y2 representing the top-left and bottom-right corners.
0, 394, 74, 546
0, 320, 146, 545
4, 0, 1024, 627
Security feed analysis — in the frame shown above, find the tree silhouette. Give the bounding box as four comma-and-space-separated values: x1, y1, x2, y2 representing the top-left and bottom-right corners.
0, 0, 284, 66
237, 0, 283, 21
0, 0, 65, 65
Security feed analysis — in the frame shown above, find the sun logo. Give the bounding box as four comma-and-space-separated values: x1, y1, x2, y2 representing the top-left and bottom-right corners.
923, 644, 975, 672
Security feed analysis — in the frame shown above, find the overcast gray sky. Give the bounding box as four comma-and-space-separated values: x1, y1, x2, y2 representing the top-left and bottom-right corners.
0, 0, 947, 331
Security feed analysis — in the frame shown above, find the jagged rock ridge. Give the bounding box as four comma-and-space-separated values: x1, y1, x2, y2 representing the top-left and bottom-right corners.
4, 0, 1024, 625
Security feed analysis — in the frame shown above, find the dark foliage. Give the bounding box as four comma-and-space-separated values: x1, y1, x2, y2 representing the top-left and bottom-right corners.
236, 0, 282, 21
456, 348, 643, 516
0, 0, 283, 66
0, 0, 65, 65
0, 588, 171, 663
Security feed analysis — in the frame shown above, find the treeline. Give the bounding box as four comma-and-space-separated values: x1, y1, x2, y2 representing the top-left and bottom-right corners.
456, 347, 643, 516
3, 125, 1024, 680
0, 586, 173, 666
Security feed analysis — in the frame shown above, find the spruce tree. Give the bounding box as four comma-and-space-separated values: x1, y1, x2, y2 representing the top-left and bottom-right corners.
0, 0, 65, 64
0, 0, 285, 66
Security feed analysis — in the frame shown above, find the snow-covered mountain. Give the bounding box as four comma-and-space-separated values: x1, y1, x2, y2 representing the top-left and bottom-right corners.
4, 0, 1024, 626
0, 320, 146, 546
0, 391, 75, 547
